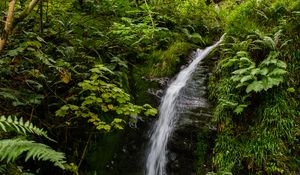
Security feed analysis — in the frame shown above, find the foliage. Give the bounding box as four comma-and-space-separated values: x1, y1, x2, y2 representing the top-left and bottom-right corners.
0, 115, 54, 141
0, 116, 68, 173
1, 0, 298, 174
108, 5, 174, 58
0, 138, 66, 169
229, 51, 287, 93
208, 0, 300, 174
148, 41, 195, 77
56, 64, 157, 132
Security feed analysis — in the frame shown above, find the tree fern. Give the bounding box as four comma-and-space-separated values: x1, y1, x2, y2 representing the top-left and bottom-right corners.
0, 138, 66, 169
0, 116, 55, 142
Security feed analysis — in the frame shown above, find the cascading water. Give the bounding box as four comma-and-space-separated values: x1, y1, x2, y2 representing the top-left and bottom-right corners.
145, 35, 225, 175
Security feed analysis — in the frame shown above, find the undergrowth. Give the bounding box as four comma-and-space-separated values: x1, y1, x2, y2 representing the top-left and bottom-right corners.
207, 0, 300, 174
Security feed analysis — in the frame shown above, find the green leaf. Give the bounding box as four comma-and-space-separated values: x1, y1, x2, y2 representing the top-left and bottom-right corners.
144, 108, 158, 116
232, 68, 250, 75
116, 108, 123, 114
276, 60, 287, 69
246, 81, 264, 93
239, 57, 253, 64
223, 58, 239, 68
55, 105, 70, 117
236, 82, 249, 88
0, 116, 55, 141
69, 105, 79, 110
268, 76, 284, 86
96, 124, 111, 131
234, 104, 248, 114
101, 105, 109, 112
261, 76, 271, 90
236, 51, 249, 57
107, 104, 114, 110
101, 93, 111, 99
7, 47, 25, 57
268, 68, 287, 76
25, 80, 43, 90
90, 64, 114, 74
34, 51, 56, 66
117, 97, 127, 103
259, 67, 269, 75
287, 88, 295, 93
0, 138, 65, 169
250, 68, 260, 76
240, 75, 253, 83
263, 36, 276, 50
111, 118, 125, 130
82, 99, 95, 106
219, 99, 238, 107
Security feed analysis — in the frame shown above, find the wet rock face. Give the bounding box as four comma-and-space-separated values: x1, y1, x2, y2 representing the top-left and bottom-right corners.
166, 62, 213, 175
87, 52, 215, 175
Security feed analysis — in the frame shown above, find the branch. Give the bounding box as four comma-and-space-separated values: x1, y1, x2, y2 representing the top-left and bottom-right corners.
14, 0, 40, 27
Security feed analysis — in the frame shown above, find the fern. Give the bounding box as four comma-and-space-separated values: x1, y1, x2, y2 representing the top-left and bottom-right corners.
230, 50, 287, 93
252, 29, 290, 51
0, 165, 7, 174
0, 138, 66, 169
0, 116, 55, 142
181, 28, 205, 45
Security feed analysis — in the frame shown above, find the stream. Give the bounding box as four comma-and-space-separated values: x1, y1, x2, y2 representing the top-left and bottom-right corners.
145, 35, 225, 175
86, 36, 224, 175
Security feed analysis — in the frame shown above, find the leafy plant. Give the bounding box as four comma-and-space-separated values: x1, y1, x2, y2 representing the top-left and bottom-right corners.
0, 138, 66, 169
230, 51, 287, 93
208, 1, 300, 174
149, 41, 194, 77
110, 15, 171, 54
0, 116, 54, 141
0, 116, 67, 170
56, 64, 157, 132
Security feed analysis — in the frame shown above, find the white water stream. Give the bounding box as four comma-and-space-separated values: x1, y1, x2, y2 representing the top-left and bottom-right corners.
145, 35, 225, 175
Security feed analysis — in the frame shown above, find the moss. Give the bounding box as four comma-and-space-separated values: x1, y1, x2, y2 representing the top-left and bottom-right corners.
129, 65, 161, 106
146, 41, 196, 78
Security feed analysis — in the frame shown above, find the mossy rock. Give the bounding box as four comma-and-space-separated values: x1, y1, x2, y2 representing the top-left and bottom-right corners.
146, 41, 196, 78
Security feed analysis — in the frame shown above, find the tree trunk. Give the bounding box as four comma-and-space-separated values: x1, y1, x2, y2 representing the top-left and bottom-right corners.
39, 0, 43, 36
0, 0, 16, 52
0, 0, 40, 53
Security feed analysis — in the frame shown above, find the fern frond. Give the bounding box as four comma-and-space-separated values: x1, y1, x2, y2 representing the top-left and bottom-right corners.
0, 138, 66, 169
0, 116, 55, 142
0, 164, 7, 173
263, 36, 276, 50
274, 29, 282, 46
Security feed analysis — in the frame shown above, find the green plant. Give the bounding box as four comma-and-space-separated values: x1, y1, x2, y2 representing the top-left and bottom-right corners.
208, 1, 300, 173
0, 116, 54, 141
149, 41, 194, 77
0, 138, 66, 169
0, 116, 67, 170
110, 15, 171, 55
56, 64, 157, 132
229, 51, 287, 93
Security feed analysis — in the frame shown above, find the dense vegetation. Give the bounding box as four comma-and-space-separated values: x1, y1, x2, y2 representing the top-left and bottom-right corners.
208, 0, 300, 174
0, 0, 299, 174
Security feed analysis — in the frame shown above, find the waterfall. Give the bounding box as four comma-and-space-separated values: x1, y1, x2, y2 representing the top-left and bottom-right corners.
145, 35, 225, 175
